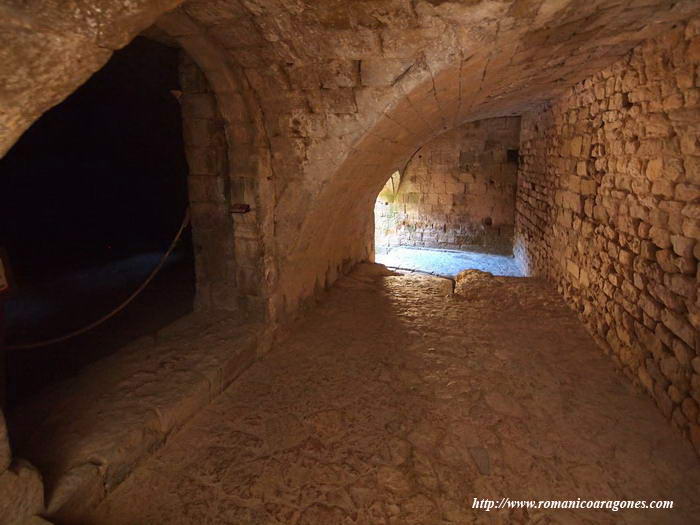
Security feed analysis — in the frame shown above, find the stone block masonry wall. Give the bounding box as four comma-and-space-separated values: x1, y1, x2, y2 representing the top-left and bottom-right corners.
380, 117, 520, 255
179, 53, 237, 312
515, 20, 700, 454
177, 39, 272, 320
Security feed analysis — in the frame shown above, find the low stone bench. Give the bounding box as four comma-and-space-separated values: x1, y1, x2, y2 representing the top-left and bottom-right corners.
9, 311, 264, 522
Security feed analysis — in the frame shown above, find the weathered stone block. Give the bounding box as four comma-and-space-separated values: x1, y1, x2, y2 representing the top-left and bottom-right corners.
655, 249, 678, 273
319, 59, 359, 88
649, 225, 672, 249
321, 88, 358, 114
664, 272, 697, 300
360, 58, 414, 87
662, 309, 696, 348
654, 382, 675, 418
682, 218, 700, 239
181, 92, 218, 119
684, 157, 700, 185
651, 179, 675, 199
682, 202, 700, 219
670, 235, 696, 258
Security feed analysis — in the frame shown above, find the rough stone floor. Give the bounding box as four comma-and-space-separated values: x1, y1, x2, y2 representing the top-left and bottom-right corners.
375, 247, 522, 277
85, 267, 700, 524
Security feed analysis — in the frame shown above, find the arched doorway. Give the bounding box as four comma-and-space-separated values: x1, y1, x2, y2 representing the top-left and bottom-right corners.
372, 118, 524, 277
0, 36, 198, 405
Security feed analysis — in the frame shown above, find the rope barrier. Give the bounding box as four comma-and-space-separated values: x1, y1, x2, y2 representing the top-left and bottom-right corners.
6, 208, 191, 350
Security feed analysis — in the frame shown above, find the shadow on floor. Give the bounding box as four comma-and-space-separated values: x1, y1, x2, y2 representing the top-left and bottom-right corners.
4, 243, 195, 407
81, 266, 700, 524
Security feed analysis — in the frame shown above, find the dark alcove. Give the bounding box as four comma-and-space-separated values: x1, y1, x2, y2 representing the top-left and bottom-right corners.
0, 37, 195, 406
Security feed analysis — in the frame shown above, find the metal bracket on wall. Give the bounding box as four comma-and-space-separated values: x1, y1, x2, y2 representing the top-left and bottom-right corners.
231, 204, 251, 214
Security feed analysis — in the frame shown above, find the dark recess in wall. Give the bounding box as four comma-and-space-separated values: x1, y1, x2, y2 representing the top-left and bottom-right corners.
0, 37, 195, 406
0, 37, 190, 271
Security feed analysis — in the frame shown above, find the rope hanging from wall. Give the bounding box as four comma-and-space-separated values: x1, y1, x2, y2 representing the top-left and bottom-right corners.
5, 208, 191, 350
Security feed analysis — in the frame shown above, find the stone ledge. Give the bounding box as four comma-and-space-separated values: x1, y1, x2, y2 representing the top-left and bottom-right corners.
0, 459, 44, 524
9, 311, 264, 522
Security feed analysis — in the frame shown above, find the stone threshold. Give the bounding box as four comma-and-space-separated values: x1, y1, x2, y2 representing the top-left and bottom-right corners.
8, 311, 266, 522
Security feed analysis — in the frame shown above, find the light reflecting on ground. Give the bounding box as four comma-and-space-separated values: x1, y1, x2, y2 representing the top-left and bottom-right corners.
376, 246, 522, 277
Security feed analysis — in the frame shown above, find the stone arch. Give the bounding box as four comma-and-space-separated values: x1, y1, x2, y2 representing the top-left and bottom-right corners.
0, 7, 276, 518
371, 117, 520, 254
0, 0, 183, 157
267, 7, 668, 311
0, 5, 275, 320
270, 61, 482, 314
252, 0, 698, 317
155, 10, 275, 317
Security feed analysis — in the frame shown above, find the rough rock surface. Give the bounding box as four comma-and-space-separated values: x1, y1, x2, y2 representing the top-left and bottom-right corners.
85, 271, 700, 524
454, 268, 497, 297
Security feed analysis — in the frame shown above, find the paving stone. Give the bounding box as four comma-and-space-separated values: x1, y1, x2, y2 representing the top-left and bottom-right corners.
85, 270, 700, 524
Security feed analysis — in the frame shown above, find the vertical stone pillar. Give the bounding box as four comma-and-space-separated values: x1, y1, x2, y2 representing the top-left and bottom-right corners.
179, 53, 237, 312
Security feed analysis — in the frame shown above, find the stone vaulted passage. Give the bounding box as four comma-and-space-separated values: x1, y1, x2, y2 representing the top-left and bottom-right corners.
1, 1, 700, 523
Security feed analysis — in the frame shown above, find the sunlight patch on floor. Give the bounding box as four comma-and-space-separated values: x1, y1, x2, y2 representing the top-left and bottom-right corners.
376, 246, 523, 277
